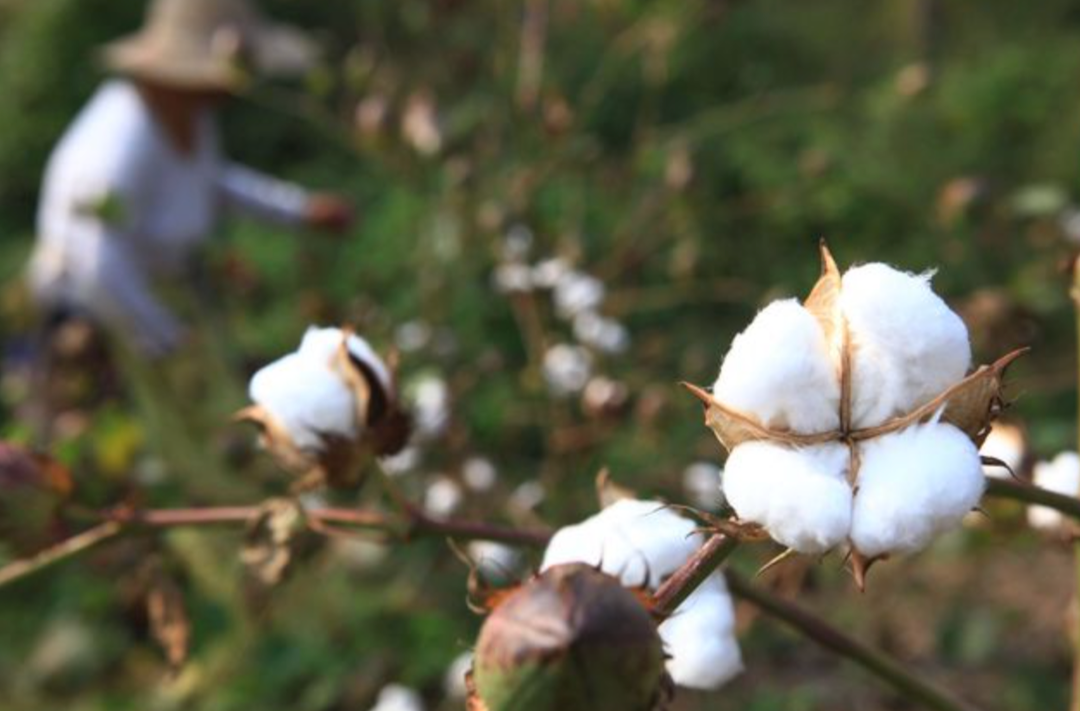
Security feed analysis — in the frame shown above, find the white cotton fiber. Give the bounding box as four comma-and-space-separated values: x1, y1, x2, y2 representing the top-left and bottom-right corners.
249, 352, 358, 452
850, 422, 984, 557
722, 442, 852, 554
658, 573, 743, 690
299, 326, 393, 393
713, 299, 840, 434
541, 499, 701, 589
368, 684, 425, 711
840, 264, 971, 428
1028, 452, 1080, 530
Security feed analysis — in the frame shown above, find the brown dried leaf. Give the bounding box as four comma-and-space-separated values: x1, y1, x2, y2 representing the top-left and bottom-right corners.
146, 564, 190, 671
852, 348, 1027, 445
803, 241, 843, 346
683, 382, 834, 452
233, 405, 316, 474
241, 498, 307, 606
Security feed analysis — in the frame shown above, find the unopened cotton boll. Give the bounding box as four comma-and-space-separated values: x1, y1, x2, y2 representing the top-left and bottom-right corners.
658, 574, 743, 690
724, 442, 851, 553
840, 264, 971, 428
1028, 452, 1080, 530
713, 299, 840, 434
368, 683, 425, 711
850, 423, 984, 557
541, 499, 701, 587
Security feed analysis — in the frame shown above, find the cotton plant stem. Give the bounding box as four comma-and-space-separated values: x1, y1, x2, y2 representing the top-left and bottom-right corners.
1070, 258, 1080, 711
0, 507, 551, 590
984, 477, 1080, 519
652, 533, 739, 615
726, 572, 983, 711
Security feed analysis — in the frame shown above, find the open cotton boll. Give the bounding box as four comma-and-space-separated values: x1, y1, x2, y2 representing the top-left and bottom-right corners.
368, 684, 425, 711
658, 573, 742, 690
540, 499, 701, 588
1028, 452, 1080, 530
841, 264, 971, 428
299, 326, 393, 394
850, 422, 983, 557
713, 299, 840, 434
723, 442, 852, 554
249, 353, 358, 452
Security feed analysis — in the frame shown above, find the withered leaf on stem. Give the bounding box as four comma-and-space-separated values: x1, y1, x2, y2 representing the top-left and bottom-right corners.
241, 498, 307, 607
143, 558, 190, 671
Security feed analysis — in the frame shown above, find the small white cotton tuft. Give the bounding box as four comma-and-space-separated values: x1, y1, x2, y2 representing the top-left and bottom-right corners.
979, 422, 1026, 479
1028, 452, 1080, 530
249, 353, 357, 452
850, 423, 984, 557
723, 442, 852, 554
658, 573, 742, 690
840, 264, 971, 428
541, 499, 700, 587
713, 299, 839, 434
443, 651, 473, 699
368, 683, 425, 711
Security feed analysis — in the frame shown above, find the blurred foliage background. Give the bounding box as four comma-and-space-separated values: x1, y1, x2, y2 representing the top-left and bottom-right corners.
1, 0, 1080, 709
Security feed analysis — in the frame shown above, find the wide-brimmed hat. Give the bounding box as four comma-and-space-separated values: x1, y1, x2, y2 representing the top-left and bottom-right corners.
103, 0, 317, 91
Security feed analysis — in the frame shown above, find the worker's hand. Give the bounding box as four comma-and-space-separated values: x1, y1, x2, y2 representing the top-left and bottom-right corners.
305, 193, 355, 233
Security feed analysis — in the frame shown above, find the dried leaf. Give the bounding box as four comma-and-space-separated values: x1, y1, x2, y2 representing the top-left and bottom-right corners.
233, 405, 315, 474
803, 241, 843, 347
241, 498, 307, 607
852, 348, 1027, 445
145, 563, 190, 671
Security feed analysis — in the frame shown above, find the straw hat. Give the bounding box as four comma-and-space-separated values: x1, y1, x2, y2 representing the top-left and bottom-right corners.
103, 0, 317, 91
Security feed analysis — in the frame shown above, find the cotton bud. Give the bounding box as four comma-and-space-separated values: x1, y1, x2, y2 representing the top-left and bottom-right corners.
979, 422, 1027, 479
540, 500, 742, 690
240, 326, 409, 487
713, 299, 840, 433
471, 563, 668, 711
723, 442, 851, 554
840, 264, 971, 428
1028, 452, 1080, 531
850, 423, 984, 558
0, 442, 72, 554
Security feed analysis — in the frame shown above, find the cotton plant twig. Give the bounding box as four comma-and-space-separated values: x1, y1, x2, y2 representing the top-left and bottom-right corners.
651, 533, 739, 616
725, 571, 983, 711
983, 477, 1080, 520
0, 521, 123, 587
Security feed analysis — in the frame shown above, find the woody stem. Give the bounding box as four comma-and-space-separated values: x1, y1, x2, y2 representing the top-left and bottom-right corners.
1070, 256, 1080, 711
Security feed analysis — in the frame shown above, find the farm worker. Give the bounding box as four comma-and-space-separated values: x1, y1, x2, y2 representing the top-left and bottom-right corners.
26, 0, 351, 357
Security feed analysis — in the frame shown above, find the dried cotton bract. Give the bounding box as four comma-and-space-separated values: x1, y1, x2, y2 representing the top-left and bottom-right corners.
691, 245, 1020, 582
239, 326, 409, 488
541, 499, 743, 690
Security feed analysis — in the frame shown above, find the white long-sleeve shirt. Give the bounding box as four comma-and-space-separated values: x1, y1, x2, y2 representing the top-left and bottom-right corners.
28, 80, 312, 355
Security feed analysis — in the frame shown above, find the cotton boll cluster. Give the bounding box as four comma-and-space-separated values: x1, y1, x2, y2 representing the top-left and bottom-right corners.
540, 499, 742, 690
850, 423, 984, 557
723, 442, 852, 554
840, 265, 971, 428
713, 299, 840, 433
368, 683, 425, 711
1028, 452, 1080, 530
979, 422, 1027, 479
702, 248, 1000, 568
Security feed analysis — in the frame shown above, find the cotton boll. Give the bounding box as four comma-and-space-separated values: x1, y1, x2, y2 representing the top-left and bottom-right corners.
444, 651, 473, 699
249, 353, 357, 452
682, 461, 724, 511
723, 442, 851, 553
462, 456, 498, 492
424, 475, 463, 518
541, 499, 701, 588
850, 423, 984, 557
1028, 452, 1080, 530
553, 271, 605, 319
840, 264, 971, 428
543, 344, 592, 396
713, 299, 840, 434
298, 326, 392, 394
368, 683, 425, 711
659, 574, 742, 690
979, 422, 1026, 479
468, 540, 523, 581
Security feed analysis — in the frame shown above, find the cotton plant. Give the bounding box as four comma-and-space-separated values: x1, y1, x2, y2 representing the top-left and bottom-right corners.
686, 245, 1022, 584
236, 326, 411, 488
